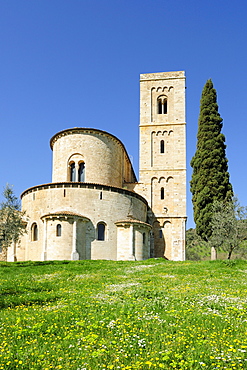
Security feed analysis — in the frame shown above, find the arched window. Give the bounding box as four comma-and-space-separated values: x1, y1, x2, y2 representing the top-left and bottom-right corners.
97, 222, 105, 241
161, 187, 164, 200
143, 232, 146, 245
157, 96, 167, 114
163, 99, 167, 114
158, 99, 162, 114
56, 224, 62, 237
78, 162, 85, 182
70, 162, 76, 182
160, 140, 165, 153
31, 223, 38, 241
159, 229, 163, 239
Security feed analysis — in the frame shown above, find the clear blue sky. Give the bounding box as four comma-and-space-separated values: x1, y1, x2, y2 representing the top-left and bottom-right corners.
1, 0, 247, 229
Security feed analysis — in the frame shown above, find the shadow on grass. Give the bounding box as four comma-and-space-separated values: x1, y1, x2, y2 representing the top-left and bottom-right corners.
0, 291, 60, 309
0, 260, 71, 268
0, 283, 61, 309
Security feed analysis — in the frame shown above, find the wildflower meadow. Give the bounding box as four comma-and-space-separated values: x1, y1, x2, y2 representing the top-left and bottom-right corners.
0, 259, 247, 369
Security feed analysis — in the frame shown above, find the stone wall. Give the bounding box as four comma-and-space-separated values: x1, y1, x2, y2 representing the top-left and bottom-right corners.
137, 71, 186, 260
18, 183, 148, 261
50, 128, 136, 187
0, 246, 7, 261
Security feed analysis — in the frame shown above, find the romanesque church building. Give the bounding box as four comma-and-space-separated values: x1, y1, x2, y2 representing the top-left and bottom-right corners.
7, 71, 186, 262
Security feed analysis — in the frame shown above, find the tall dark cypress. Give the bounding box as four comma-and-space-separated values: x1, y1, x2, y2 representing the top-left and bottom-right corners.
190, 79, 233, 240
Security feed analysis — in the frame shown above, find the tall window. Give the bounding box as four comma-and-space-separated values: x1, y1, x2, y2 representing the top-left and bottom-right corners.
56, 224, 62, 237
158, 99, 162, 114
157, 96, 167, 114
143, 232, 146, 245
97, 223, 105, 241
160, 140, 165, 153
70, 162, 76, 182
161, 187, 164, 200
78, 162, 85, 182
31, 223, 38, 241
163, 99, 167, 114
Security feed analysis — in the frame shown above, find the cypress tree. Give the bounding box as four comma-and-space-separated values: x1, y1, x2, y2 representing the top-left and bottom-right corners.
190, 79, 233, 240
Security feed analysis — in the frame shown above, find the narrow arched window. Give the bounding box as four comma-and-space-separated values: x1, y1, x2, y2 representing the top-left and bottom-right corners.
56, 224, 62, 237
157, 96, 168, 114
158, 99, 162, 114
163, 99, 167, 114
143, 232, 146, 245
78, 162, 85, 182
160, 140, 164, 153
31, 223, 38, 241
161, 187, 164, 200
70, 162, 76, 182
159, 229, 163, 239
97, 223, 105, 241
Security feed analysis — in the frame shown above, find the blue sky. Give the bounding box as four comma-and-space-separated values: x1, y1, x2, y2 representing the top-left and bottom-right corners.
0, 0, 247, 229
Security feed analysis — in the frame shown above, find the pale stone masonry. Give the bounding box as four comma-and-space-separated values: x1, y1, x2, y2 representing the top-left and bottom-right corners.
5, 71, 186, 262
136, 71, 186, 260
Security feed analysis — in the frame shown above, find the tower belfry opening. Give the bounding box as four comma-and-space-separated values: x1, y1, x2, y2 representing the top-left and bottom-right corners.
157, 95, 167, 114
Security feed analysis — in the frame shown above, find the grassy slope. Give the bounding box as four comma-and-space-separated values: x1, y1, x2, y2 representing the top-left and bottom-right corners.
0, 259, 247, 370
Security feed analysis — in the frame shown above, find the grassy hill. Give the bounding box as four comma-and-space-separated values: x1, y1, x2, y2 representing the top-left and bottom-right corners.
1, 259, 247, 369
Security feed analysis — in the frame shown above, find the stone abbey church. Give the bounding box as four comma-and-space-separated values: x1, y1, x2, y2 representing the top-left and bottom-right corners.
6, 71, 186, 262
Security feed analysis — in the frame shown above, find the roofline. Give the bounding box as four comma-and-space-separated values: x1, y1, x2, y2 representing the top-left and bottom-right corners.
115, 219, 152, 228
140, 71, 185, 81
21, 182, 148, 205
41, 211, 90, 220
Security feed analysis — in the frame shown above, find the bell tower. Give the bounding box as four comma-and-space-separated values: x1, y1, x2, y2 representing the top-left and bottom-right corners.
138, 71, 186, 260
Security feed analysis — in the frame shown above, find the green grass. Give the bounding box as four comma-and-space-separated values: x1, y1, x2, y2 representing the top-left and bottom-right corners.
1, 259, 247, 369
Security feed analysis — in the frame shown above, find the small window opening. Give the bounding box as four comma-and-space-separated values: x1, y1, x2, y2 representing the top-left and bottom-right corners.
158, 99, 162, 114
33, 193, 35, 201
70, 162, 76, 182
100, 191, 103, 200
64, 189, 66, 197
56, 224, 62, 237
143, 233, 146, 245
163, 99, 167, 114
160, 140, 164, 153
157, 96, 168, 114
159, 229, 163, 239
161, 187, 164, 200
97, 223, 105, 241
78, 163, 85, 182
32, 223, 38, 241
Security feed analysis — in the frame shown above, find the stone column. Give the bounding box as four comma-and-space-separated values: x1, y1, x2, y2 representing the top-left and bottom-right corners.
7, 240, 16, 262
182, 218, 186, 261
211, 246, 217, 260
71, 218, 79, 260
135, 228, 143, 261
128, 224, 135, 261
75, 164, 79, 182
41, 218, 47, 261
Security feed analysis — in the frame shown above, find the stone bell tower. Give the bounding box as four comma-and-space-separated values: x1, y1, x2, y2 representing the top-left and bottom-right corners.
137, 71, 186, 260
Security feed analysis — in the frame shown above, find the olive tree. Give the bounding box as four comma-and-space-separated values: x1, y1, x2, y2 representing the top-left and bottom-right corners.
210, 198, 247, 259
0, 184, 26, 254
